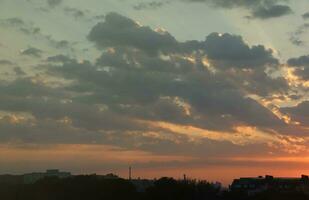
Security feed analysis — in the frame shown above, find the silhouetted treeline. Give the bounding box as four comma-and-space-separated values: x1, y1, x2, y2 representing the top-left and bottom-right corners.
0, 175, 136, 200
1, 175, 309, 200
144, 177, 221, 200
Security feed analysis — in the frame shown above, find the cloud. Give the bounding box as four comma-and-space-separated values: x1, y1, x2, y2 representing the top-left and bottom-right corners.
281, 101, 309, 126
0, 17, 42, 38
203, 32, 278, 68
303, 12, 309, 19
185, 0, 285, 8
289, 35, 305, 46
0, 77, 151, 135
73, 14, 286, 132
289, 23, 309, 46
288, 55, 309, 67
88, 12, 178, 54
0, 59, 14, 66
47, 54, 74, 63
52, 40, 70, 49
1, 17, 41, 35
133, 2, 166, 10
287, 55, 309, 80
1, 17, 25, 26
64, 7, 85, 19
250, 4, 292, 19
1, 17, 71, 50
47, 0, 62, 7
184, 0, 292, 19
13, 67, 26, 76
49, 32, 285, 134
89, 13, 279, 67
20, 47, 43, 57
0, 12, 305, 162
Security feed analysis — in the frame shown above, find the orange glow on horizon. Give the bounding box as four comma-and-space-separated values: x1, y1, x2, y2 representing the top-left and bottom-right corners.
1, 144, 309, 185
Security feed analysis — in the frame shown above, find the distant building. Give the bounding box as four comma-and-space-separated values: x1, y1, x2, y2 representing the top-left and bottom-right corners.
231, 175, 309, 195
23, 169, 71, 184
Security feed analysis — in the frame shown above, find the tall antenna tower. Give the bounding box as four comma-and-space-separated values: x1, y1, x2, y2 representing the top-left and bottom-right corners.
129, 166, 132, 180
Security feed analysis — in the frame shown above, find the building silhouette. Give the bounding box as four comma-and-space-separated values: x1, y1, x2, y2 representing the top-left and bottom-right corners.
231, 175, 309, 195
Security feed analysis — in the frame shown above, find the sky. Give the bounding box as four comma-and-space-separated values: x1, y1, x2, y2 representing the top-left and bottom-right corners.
0, 0, 308, 185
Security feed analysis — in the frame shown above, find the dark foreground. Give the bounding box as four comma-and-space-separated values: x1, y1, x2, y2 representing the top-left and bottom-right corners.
1, 175, 309, 200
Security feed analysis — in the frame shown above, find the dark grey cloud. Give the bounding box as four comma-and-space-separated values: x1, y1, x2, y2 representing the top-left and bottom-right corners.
1, 17, 71, 51
88, 13, 279, 69
184, 0, 292, 19
295, 23, 309, 35
0, 17, 40, 36
13, 67, 26, 76
20, 47, 43, 57
226, 67, 288, 97
59, 13, 286, 133
303, 12, 309, 19
289, 35, 305, 46
288, 55, 309, 80
204, 32, 278, 68
185, 0, 286, 8
1, 16, 77, 57
88, 12, 178, 54
250, 4, 292, 19
52, 40, 70, 49
0, 59, 14, 66
0, 115, 89, 144
281, 101, 309, 126
47, 54, 74, 63
1, 17, 41, 35
93, 14, 105, 20
133, 2, 166, 10
64, 7, 85, 19
47, 52, 285, 133
1, 17, 25, 26
20, 26, 41, 35
0, 77, 60, 98
0, 76, 177, 154
47, 0, 62, 7
288, 55, 309, 66
45, 36, 73, 50
0, 77, 149, 133
4, 100, 144, 132
289, 23, 309, 46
